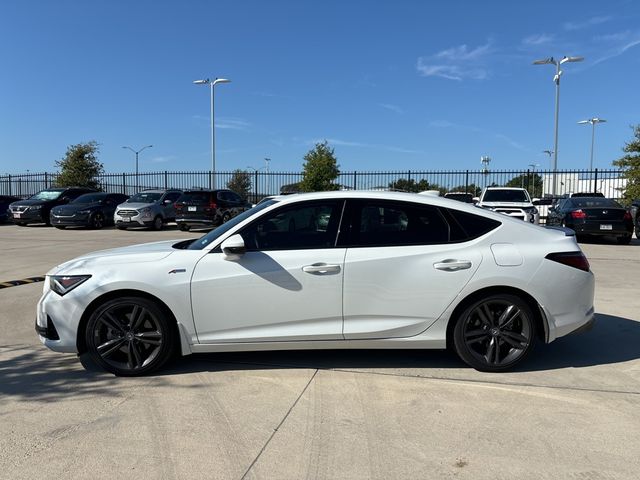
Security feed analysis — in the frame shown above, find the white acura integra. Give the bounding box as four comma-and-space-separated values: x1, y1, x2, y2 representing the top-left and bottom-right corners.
37, 191, 595, 376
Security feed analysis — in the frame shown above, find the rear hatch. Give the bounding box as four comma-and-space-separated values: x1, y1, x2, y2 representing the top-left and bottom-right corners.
175, 191, 214, 219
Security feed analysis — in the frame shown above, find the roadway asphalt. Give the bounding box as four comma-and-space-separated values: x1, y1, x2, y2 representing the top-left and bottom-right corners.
0, 223, 638, 479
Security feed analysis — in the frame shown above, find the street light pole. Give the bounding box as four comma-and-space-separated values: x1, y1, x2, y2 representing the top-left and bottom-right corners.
122, 145, 153, 191
533, 55, 584, 196
194, 77, 231, 189
578, 118, 606, 170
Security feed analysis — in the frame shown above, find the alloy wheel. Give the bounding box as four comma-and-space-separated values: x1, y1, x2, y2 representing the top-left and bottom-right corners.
87, 298, 171, 375
454, 295, 535, 371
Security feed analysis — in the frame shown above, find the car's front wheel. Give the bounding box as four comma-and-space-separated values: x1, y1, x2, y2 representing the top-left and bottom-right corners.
85, 296, 175, 376
152, 215, 163, 231
90, 213, 104, 229
453, 294, 536, 372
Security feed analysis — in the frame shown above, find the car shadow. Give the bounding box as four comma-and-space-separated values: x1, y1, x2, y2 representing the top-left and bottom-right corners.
160, 313, 640, 375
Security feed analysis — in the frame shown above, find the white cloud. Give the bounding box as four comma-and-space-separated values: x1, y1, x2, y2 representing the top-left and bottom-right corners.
417, 41, 493, 81
592, 30, 640, 65
216, 117, 251, 130
522, 33, 555, 46
564, 15, 612, 31
378, 103, 404, 114
148, 155, 176, 164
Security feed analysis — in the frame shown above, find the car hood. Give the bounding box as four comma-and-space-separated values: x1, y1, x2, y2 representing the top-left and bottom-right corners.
116, 202, 157, 210
47, 239, 184, 275
11, 198, 53, 207
480, 201, 533, 208
52, 202, 101, 214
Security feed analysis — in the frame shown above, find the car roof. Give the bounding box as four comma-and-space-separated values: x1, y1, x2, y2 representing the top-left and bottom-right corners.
484, 187, 526, 191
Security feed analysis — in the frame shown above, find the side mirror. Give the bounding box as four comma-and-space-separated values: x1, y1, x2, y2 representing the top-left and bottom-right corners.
220, 234, 246, 257
163, 199, 173, 205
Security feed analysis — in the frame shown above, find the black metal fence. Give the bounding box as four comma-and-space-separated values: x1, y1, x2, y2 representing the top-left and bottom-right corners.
0, 169, 627, 204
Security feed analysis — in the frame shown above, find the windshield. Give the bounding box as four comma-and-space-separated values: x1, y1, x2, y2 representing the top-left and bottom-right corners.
572, 198, 620, 208
483, 190, 529, 203
30, 190, 63, 201
187, 200, 277, 250
128, 192, 163, 203
72, 193, 106, 204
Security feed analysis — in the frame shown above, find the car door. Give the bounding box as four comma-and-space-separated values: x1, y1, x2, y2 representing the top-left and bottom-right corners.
162, 191, 181, 219
341, 200, 483, 339
190, 199, 346, 343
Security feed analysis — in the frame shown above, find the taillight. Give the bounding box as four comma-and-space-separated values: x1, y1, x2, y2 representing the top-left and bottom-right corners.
175, 202, 183, 211
624, 211, 632, 221
545, 252, 590, 272
209, 201, 217, 209
570, 209, 587, 219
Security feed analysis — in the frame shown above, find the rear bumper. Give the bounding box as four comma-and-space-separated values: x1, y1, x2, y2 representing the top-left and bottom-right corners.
570, 221, 632, 236
176, 216, 220, 227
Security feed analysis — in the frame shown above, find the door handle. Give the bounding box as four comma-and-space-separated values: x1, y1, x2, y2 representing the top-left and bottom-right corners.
433, 259, 472, 271
302, 263, 341, 274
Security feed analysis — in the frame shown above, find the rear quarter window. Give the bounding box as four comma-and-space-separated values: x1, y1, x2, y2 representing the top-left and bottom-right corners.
444, 208, 502, 241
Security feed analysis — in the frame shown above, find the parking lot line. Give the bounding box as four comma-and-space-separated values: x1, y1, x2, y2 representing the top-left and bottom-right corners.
0, 276, 45, 289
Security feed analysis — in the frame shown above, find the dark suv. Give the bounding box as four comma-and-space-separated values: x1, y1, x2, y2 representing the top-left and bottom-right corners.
174, 189, 250, 231
8, 187, 96, 226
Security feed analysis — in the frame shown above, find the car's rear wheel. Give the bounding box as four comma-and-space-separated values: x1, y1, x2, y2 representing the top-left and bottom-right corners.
85, 296, 175, 376
617, 233, 632, 245
453, 294, 536, 372
152, 215, 163, 231
90, 213, 104, 229
222, 212, 231, 224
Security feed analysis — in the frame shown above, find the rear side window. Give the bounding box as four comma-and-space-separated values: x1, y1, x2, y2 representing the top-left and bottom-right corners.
179, 192, 211, 204
444, 208, 501, 241
346, 201, 450, 247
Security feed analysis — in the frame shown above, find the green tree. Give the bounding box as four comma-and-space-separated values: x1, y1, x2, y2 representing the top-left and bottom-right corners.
505, 173, 543, 198
451, 183, 482, 197
388, 178, 430, 192
55, 141, 104, 189
300, 141, 340, 192
613, 125, 640, 204
226, 169, 252, 201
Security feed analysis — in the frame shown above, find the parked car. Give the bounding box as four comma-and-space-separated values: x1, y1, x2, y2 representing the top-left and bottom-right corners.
37, 191, 594, 376
50, 193, 129, 229
476, 187, 539, 224
174, 189, 250, 231
113, 189, 182, 230
8, 187, 96, 226
444, 192, 474, 203
546, 196, 633, 244
0, 195, 21, 223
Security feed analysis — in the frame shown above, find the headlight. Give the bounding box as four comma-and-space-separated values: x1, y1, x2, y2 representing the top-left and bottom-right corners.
49, 275, 91, 296
140, 207, 152, 215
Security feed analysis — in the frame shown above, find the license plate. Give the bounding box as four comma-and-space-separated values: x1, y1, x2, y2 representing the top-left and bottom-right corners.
188, 206, 196, 212
123, 217, 131, 222
600, 224, 612, 230
13, 213, 21, 218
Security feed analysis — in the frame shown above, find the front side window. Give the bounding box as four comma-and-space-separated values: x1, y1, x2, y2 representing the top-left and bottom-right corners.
240, 201, 343, 251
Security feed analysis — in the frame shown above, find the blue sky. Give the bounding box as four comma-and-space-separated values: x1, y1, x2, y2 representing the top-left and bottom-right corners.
1, 0, 639, 174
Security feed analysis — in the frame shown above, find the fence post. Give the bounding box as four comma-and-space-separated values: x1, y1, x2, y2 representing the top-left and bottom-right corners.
122, 172, 126, 195
353, 171, 357, 191
593, 168, 598, 194
44, 172, 48, 188
465, 170, 469, 193
407, 170, 411, 182
164, 171, 168, 190
8, 175, 12, 196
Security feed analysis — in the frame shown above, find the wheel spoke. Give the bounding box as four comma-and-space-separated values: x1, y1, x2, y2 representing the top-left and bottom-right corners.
476, 305, 492, 327
98, 338, 126, 358
135, 331, 162, 346
129, 305, 146, 331
501, 330, 528, 346
98, 312, 125, 333
130, 342, 143, 369
484, 337, 497, 364
501, 334, 524, 350
498, 305, 520, 329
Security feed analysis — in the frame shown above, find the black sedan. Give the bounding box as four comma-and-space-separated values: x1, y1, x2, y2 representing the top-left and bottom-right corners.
0, 195, 21, 223
50, 193, 129, 229
546, 196, 633, 244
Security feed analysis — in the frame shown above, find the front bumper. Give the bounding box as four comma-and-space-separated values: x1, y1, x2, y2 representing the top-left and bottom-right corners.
114, 211, 155, 227
50, 213, 91, 226
36, 281, 85, 353
9, 209, 47, 224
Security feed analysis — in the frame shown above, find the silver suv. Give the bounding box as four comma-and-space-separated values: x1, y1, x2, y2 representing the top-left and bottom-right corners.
477, 187, 539, 224
114, 189, 182, 230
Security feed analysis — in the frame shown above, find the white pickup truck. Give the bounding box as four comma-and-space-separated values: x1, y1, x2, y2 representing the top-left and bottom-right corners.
476, 187, 540, 224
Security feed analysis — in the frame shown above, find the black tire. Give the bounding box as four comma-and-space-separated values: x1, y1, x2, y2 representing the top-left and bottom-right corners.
90, 213, 104, 229
54, 225, 66, 230
85, 296, 175, 376
617, 234, 632, 245
178, 223, 190, 231
222, 212, 231, 224
116, 224, 128, 230
152, 215, 163, 231
453, 293, 536, 372
16, 222, 27, 226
